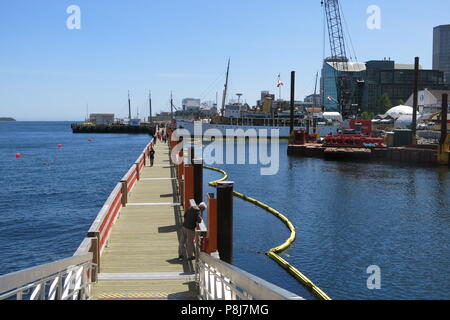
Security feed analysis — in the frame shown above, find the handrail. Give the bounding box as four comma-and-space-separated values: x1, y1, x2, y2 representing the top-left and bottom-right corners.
84, 138, 154, 263
197, 252, 303, 300
0, 253, 93, 300
74, 237, 95, 256
88, 183, 122, 233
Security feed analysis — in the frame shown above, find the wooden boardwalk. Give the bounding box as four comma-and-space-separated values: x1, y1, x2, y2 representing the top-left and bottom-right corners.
91, 140, 197, 300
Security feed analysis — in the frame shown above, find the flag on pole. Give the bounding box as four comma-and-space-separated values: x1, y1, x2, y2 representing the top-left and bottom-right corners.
277, 74, 284, 87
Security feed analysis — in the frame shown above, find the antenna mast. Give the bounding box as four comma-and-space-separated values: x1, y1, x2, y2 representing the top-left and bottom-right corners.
170, 92, 174, 121
221, 58, 230, 117
149, 91, 152, 123
128, 90, 132, 119
314, 71, 319, 109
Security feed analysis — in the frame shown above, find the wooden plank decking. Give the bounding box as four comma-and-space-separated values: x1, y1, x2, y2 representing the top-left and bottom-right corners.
91, 140, 197, 300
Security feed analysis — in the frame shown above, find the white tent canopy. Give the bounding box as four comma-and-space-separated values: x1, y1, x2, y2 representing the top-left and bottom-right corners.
323, 112, 343, 122
384, 105, 419, 127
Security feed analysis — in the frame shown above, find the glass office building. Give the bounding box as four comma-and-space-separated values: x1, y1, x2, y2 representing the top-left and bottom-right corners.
433, 25, 450, 84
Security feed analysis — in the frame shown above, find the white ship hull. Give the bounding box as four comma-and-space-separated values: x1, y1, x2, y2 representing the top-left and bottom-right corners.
175, 119, 339, 139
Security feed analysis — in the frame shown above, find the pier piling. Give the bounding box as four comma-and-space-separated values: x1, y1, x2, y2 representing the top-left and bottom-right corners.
441, 94, 448, 145
193, 158, 203, 205
290, 71, 295, 135
412, 57, 419, 139
217, 181, 234, 264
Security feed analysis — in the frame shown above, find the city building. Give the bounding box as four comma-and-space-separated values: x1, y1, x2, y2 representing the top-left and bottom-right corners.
256, 91, 276, 108
363, 60, 448, 114
405, 89, 450, 114
304, 94, 322, 106
89, 113, 115, 125
433, 25, 450, 83
321, 57, 449, 114
320, 57, 366, 112
182, 98, 201, 111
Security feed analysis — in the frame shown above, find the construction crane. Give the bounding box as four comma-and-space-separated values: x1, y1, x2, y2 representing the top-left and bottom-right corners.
322, 0, 359, 119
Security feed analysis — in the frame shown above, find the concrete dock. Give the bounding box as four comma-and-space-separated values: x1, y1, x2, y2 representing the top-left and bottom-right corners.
91, 140, 197, 300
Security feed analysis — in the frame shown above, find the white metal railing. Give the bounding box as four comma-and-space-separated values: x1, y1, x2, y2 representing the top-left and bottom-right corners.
196, 252, 303, 300
0, 253, 95, 300
186, 196, 302, 301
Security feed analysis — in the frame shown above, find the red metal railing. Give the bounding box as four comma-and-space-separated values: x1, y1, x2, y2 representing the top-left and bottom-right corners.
83, 138, 155, 272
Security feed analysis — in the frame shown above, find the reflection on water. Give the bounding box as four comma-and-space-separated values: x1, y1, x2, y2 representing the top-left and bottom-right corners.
202, 139, 450, 300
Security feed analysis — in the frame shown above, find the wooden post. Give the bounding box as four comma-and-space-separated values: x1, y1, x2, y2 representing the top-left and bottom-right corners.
90, 236, 99, 282
121, 180, 128, 207
206, 193, 218, 254
87, 232, 100, 275
217, 181, 234, 264
135, 163, 140, 181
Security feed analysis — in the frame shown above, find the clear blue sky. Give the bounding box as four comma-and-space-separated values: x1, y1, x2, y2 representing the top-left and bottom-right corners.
1, 0, 449, 121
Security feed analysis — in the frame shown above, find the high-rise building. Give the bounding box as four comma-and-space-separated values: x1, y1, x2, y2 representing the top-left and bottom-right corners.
433, 25, 450, 83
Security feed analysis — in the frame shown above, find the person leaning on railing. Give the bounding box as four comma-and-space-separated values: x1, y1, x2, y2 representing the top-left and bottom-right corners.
179, 202, 207, 261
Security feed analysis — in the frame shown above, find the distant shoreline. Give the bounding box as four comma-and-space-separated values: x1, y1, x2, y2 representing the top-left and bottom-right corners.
0, 117, 16, 122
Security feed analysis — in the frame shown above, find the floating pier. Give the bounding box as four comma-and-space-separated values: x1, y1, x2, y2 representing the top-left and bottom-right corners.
288, 143, 440, 166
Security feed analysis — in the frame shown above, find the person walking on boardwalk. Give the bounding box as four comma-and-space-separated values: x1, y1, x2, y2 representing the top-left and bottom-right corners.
149, 147, 155, 167
179, 202, 207, 260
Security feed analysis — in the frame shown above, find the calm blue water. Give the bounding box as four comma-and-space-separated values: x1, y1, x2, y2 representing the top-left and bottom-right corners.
0, 122, 150, 275
1, 124, 449, 300
202, 140, 450, 300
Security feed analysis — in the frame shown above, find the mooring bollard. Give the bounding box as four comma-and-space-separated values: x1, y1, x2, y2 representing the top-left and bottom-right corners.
193, 158, 203, 205
217, 181, 234, 264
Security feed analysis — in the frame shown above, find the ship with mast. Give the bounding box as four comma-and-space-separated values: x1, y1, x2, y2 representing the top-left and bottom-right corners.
175, 59, 341, 139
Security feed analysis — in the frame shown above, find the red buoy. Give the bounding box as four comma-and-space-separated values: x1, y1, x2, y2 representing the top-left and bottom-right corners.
57, 144, 62, 148
88, 138, 92, 142
15, 153, 21, 159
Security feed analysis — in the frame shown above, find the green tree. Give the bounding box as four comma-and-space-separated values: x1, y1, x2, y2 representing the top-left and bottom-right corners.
397, 99, 405, 106
361, 112, 375, 120
379, 93, 393, 114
